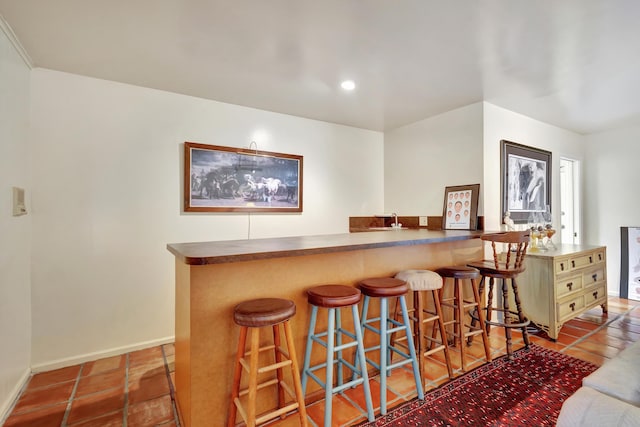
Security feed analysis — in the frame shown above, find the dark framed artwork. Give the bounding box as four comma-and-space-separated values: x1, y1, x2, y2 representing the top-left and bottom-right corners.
442, 184, 480, 230
501, 140, 552, 224
620, 226, 640, 301
184, 142, 303, 213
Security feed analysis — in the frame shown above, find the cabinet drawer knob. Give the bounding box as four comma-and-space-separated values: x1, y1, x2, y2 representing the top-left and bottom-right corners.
589, 256, 593, 263
560, 263, 565, 271
566, 282, 573, 291
598, 253, 602, 261
592, 273, 597, 282
569, 302, 576, 311
571, 260, 576, 268
593, 291, 598, 299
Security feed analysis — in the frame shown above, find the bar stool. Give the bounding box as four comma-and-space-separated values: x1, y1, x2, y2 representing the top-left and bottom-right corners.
467, 231, 531, 358
434, 266, 491, 372
301, 285, 374, 426
227, 298, 307, 427
355, 277, 424, 415
393, 270, 454, 381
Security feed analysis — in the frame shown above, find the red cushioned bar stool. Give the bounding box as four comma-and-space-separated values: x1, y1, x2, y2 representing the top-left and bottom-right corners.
227, 298, 307, 427
354, 277, 424, 415
393, 269, 454, 381
434, 266, 492, 373
301, 285, 374, 426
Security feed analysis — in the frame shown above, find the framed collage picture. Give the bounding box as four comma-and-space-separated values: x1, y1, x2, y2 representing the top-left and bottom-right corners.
441, 184, 480, 230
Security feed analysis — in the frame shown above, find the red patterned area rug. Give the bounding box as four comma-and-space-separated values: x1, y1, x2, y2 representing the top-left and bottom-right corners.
359, 344, 597, 427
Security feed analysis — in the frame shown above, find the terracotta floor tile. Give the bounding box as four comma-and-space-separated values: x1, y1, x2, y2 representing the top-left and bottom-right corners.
127, 394, 175, 426
75, 368, 125, 397
305, 393, 366, 426
564, 318, 602, 331
528, 335, 566, 352
563, 347, 609, 367
67, 410, 123, 427
26, 365, 81, 391
573, 340, 624, 359
82, 355, 126, 377
12, 381, 75, 414
129, 346, 164, 367
162, 343, 175, 356
3, 402, 67, 427
601, 326, 640, 343
128, 372, 171, 405
67, 387, 125, 424
128, 360, 166, 380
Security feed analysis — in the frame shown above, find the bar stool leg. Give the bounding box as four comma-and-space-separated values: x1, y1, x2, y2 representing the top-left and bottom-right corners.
272, 324, 285, 415
511, 278, 530, 347
431, 290, 454, 379
324, 308, 336, 423
301, 306, 318, 394
336, 308, 344, 387
247, 327, 260, 427
282, 320, 308, 426
470, 277, 492, 362
228, 326, 248, 427
415, 291, 426, 379
399, 295, 424, 400
379, 296, 389, 414
351, 304, 375, 421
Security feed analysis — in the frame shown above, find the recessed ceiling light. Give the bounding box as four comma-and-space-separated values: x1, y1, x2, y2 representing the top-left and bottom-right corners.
341, 80, 356, 91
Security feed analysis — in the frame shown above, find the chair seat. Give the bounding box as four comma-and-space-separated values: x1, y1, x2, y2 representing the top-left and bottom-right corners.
307, 285, 361, 308
434, 265, 479, 280
467, 260, 525, 278
395, 270, 442, 291
359, 277, 408, 297
234, 298, 296, 327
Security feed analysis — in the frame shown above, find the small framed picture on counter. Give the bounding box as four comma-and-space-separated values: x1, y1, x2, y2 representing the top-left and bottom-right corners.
442, 184, 480, 230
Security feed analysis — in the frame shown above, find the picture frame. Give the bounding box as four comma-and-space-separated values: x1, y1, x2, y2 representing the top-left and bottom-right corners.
501, 140, 552, 224
184, 142, 303, 213
442, 184, 480, 230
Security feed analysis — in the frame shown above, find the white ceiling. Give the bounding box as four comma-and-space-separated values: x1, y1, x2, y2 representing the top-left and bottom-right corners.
1, 0, 639, 134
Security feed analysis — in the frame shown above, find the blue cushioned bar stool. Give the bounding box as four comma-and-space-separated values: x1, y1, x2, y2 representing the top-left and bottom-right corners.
394, 270, 454, 381
355, 277, 424, 415
301, 285, 374, 426
228, 298, 307, 427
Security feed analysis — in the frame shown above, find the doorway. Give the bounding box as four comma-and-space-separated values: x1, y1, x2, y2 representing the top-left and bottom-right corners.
560, 158, 580, 244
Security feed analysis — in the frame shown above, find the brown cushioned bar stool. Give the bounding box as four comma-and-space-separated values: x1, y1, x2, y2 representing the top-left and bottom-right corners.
354, 277, 424, 416
467, 231, 531, 358
393, 270, 454, 382
228, 298, 307, 427
301, 285, 374, 426
434, 266, 491, 373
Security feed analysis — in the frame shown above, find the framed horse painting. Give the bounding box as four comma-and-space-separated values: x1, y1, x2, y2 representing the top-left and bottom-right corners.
501, 140, 551, 224
184, 142, 303, 213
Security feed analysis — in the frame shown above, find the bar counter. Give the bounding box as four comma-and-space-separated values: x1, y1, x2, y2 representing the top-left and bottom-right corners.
167, 229, 484, 426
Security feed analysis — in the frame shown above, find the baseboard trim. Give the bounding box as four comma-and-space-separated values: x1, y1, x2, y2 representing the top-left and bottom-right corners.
31, 336, 175, 373
0, 368, 31, 424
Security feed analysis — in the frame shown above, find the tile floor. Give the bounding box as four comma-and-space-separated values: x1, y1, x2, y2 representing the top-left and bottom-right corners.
2, 297, 639, 427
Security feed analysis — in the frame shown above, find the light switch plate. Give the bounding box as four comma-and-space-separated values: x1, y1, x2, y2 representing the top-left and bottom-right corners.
419, 216, 428, 226
12, 187, 27, 216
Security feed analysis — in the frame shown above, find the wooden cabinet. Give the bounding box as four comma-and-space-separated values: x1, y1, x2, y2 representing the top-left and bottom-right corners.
515, 244, 608, 340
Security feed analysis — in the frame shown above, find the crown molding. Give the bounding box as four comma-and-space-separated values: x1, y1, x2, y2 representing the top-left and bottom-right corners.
0, 14, 33, 68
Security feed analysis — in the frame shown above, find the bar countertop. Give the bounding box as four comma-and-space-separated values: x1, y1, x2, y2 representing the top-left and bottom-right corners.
167, 229, 484, 265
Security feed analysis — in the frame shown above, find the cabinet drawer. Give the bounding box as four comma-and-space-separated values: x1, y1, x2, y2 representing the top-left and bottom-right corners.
583, 268, 605, 287
570, 253, 598, 270
585, 284, 606, 305
558, 295, 586, 321
556, 275, 583, 298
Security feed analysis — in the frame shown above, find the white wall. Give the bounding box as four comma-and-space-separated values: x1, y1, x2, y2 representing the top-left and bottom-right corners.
0, 24, 32, 417
29, 69, 384, 367
482, 103, 585, 232
384, 103, 484, 217
584, 125, 640, 295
